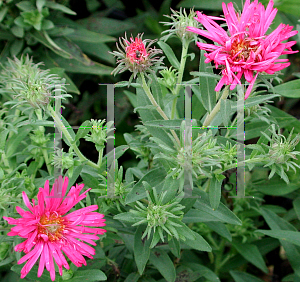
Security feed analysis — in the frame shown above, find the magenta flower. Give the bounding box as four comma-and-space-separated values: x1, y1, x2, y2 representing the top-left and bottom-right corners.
3, 176, 106, 281
187, 0, 298, 99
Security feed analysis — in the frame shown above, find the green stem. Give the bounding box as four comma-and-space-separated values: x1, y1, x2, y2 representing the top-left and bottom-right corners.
171, 40, 189, 119
214, 239, 226, 275
43, 31, 65, 53
35, 109, 52, 175
8, 108, 20, 139
97, 148, 103, 167
140, 73, 180, 146
48, 106, 99, 170
213, 157, 265, 175
1, 152, 12, 174
225, 116, 237, 138
206, 233, 219, 249
203, 85, 230, 127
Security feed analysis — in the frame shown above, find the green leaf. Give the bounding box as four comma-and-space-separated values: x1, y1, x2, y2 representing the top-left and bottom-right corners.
75, 120, 91, 142
41, 19, 54, 30
40, 51, 113, 75
255, 230, 300, 248
75, 42, 115, 64
45, 1, 76, 15
183, 263, 220, 282
16, 1, 36, 11
48, 67, 80, 94
144, 119, 183, 129
273, 79, 300, 98
66, 270, 107, 281
80, 173, 99, 189
21, 10, 43, 30
124, 273, 140, 282
209, 175, 222, 210
293, 197, 300, 221
177, 0, 242, 10
205, 222, 232, 241
11, 25, 24, 38
183, 231, 212, 252
114, 212, 143, 223
244, 94, 279, 108
198, 49, 216, 113
220, 99, 231, 127
99, 145, 129, 171
124, 90, 137, 108
245, 120, 269, 140
183, 208, 221, 223
6, 125, 31, 157
10, 39, 24, 56
125, 168, 167, 204
14, 16, 32, 28
168, 238, 181, 257
134, 226, 151, 275
232, 241, 268, 273
36, 0, 45, 12
254, 176, 300, 196
259, 208, 300, 276
11, 264, 53, 282
157, 41, 180, 69
149, 249, 176, 282
60, 115, 75, 147
230, 270, 265, 282
77, 15, 136, 35
66, 28, 116, 43
276, 0, 300, 17
136, 76, 173, 147
268, 105, 300, 131
0, 6, 8, 23
194, 190, 242, 225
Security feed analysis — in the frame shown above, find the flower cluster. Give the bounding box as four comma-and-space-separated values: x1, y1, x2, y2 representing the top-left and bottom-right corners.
3, 176, 106, 281
187, 0, 298, 99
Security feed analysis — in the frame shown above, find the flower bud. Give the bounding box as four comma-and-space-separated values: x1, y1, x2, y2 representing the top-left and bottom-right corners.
158, 67, 178, 92
51, 149, 75, 170
85, 119, 114, 152
110, 33, 164, 82
1, 55, 66, 109
161, 8, 200, 42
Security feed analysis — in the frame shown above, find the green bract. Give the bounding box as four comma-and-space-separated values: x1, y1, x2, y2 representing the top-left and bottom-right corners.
130, 184, 187, 248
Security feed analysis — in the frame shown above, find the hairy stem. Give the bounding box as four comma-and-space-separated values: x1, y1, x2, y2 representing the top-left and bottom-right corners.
48, 105, 99, 170
171, 40, 189, 119
140, 73, 180, 146
203, 85, 230, 127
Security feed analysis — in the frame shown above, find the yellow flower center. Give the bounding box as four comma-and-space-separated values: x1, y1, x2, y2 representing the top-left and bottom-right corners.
38, 213, 65, 242
230, 39, 259, 61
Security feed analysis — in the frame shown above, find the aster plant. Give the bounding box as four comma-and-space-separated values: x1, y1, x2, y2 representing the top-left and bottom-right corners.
1, 1, 300, 282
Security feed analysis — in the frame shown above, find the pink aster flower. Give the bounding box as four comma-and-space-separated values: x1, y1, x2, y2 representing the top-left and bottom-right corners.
3, 176, 106, 281
187, 0, 298, 99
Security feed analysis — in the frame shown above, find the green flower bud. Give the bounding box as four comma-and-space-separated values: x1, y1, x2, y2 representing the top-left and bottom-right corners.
1, 55, 67, 110
85, 119, 114, 152
51, 149, 75, 170
161, 8, 200, 43
130, 185, 186, 248
158, 67, 178, 92
62, 268, 73, 280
